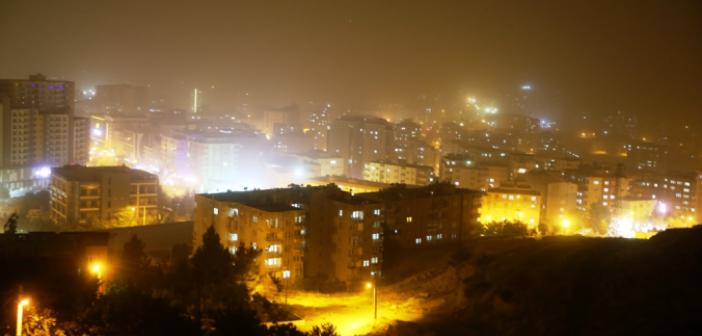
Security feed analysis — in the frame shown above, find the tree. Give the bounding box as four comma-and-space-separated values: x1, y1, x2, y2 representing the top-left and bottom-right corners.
233, 242, 261, 281
480, 221, 529, 237
309, 323, 339, 336
119, 235, 152, 289
4, 212, 19, 234
167, 243, 194, 304
23, 308, 67, 336
192, 226, 235, 288
79, 285, 198, 336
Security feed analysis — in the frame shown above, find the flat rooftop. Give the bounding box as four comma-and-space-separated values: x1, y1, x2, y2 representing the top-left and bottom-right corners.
52, 165, 157, 182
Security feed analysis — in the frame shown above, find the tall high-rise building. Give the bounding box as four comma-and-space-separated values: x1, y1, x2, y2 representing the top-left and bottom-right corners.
326, 115, 394, 178
0, 74, 88, 169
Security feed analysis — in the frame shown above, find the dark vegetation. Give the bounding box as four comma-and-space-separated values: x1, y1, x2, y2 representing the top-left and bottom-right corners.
380, 226, 702, 335
1, 225, 337, 336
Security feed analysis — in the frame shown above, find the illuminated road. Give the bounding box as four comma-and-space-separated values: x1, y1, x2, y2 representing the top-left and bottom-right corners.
283, 289, 432, 336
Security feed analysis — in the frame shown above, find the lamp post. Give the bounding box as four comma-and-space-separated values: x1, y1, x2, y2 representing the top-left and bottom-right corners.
16, 297, 30, 336
373, 277, 378, 320
365, 279, 378, 320
282, 270, 291, 304
89, 260, 106, 294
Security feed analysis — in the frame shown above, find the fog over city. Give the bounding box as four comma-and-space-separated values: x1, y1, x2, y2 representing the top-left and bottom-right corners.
2, 1, 701, 128
1, 1, 702, 336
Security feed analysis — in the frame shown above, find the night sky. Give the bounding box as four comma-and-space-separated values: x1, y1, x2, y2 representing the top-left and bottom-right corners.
1, 0, 700, 127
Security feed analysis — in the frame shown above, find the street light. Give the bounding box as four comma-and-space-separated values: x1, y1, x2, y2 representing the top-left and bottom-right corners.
89, 259, 107, 294
365, 279, 378, 320
17, 297, 30, 336
89, 260, 104, 279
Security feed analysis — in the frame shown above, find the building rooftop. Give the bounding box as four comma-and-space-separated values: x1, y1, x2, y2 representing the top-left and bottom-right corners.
487, 185, 541, 196
52, 165, 157, 182
358, 182, 481, 201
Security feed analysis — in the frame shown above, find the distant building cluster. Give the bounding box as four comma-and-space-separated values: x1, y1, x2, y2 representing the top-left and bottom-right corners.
2, 74, 702, 293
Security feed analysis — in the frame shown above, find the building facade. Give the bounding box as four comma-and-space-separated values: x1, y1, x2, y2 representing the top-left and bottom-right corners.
358, 183, 482, 248
327, 115, 394, 178
0, 75, 89, 195
363, 161, 433, 185
49, 166, 160, 229
193, 185, 383, 290
478, 185, 542, 230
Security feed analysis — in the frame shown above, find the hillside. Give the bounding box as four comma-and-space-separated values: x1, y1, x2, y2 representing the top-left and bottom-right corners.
376, 227, 702, 335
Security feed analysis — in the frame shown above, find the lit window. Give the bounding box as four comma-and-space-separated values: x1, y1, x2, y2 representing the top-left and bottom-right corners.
437, 234, 443, 240
352, 210, 364, 220
406, 216, 413, 223
213, 208, 219, 215
229, 233, 238, 241
338, 209, 344, 217
371, 257, 379, 264
268, 244, 280, 253
415, 238, 422, 245
373, 209, 381, 216
252, 216, 258, 223
426, 235, 432, 241
228, 208, 239, 217
282, 270, 291, 279
372, 233, 380, 240
363, 260, 370, 267
229, 246, 238, 255
252, 242, 257, 250
265, 258, 282, 267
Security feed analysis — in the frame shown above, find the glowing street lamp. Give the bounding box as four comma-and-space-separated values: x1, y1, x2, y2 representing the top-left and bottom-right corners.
17, 297, 30, 336
89, 259, 107, 294
89, 260, 105, 279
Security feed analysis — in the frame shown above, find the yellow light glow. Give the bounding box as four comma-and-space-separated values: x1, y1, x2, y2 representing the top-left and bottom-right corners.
365, 282, 373, 289
19, 298, 29, 307
284, 290, 424, 336
560, 218, 571, 229
89, 260, 106, 279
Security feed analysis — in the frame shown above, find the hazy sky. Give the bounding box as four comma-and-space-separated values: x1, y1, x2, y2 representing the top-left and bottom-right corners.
1, 0, 700, 127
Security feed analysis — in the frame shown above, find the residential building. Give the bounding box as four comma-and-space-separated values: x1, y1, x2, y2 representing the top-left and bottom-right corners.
358, 183, 482, 248
0, 75, 87, 168
327, 115, 394, 178
362, 161, 433, 185
194, 195, 306, 286
478, 185, 542, 230
0, 75, 89, 195
49, 165, 160, 229
193, 185, 383, 290
440, 155, 509, 191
